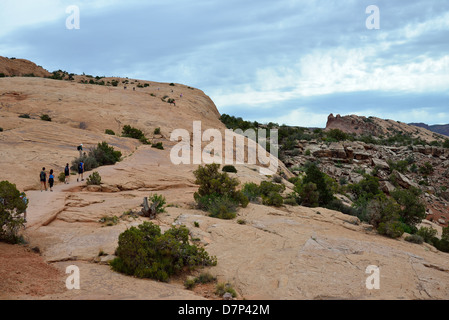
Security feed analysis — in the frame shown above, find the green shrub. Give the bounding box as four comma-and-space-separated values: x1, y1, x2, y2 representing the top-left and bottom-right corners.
169, 83, 175, 86
326, 129, 349, 142
71, 155, 99, 172
259, 181, 285, 197
86, 172, 102, 185
84, 142, 122, 171
242, 182, 261, 203
417, 226, 438, 244
99, 216, 119, 226
366, 193, 401, 230
0, 73, 5, 78
405, 234, 424, 244
194, 164, 239, 201
58, 172, 66, 183
350, 174, 382, 205
89, 142, 122, 166
19, 114, 31, 119
387, 160, 409, 173
151, 142, 164, 150
391, 187, 426, 227
444, 140, 449, 149
149, 194, 166, 214
40, 114, 52, 122
324, 198, 361, 217
432, 238, 449, 253
105, 129, 115, 135
154, 127, 161, 135
122, 125, 146, 140
443, 226, 449, 241
110, 222, 217, 282
283, 194, 299, 206
184, 272, 217, 290
184, 278, 197, 290
222, 165, 237, 173
377, 220, 405, 239
0, 181, 27, 244
301, 162, 334, 206
262, 191, 284, 207
0, 128, 3, 132
419, 162, 434, 176
297, 182, 319, 208
215, 283, 237, 298
272, 175, 283, 183
196, 194, 238, 220
193, 164, 248, 217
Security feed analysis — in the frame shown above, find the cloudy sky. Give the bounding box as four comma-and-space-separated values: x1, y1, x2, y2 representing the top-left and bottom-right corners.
1, 0, 448, 127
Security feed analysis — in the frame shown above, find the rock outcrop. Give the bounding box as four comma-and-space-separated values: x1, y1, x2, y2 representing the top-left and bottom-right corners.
0, 56, 51, 78
326, 113, 445, 143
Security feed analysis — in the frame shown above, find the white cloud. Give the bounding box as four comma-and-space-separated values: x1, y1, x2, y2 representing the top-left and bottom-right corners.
258, 108, 330, 128
212, 46, 449, 110
0, 0, 138, 37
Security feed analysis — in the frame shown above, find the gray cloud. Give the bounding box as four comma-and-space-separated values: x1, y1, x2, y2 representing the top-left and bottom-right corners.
1, 0, 448, 126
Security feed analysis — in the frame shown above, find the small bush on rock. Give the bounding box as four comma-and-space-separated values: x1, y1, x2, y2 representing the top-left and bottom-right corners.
222, 165, 237, 173
110, 222, 217, 282
87, 172, 102, 185
0, 181, 27, 244
193, 164, 248, 218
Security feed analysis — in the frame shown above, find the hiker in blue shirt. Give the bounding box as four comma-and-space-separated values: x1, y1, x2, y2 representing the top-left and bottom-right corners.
20, 193, 28, 223
48, 169, 55, 192
77, 161, 84, 182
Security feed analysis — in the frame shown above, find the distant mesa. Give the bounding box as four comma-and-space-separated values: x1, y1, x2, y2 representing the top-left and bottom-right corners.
410, 122, 449, 137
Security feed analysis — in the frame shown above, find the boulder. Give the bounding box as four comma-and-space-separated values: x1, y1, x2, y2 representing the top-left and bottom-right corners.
101, 184, 121, 193
392, 170, 420, 189
380, 181, 396, 194
354, 152, 370, 161
85, 185, 101, 192
372, 158, 390, 170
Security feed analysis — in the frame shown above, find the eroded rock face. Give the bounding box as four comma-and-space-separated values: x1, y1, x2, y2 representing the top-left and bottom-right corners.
282, 134, 449, 228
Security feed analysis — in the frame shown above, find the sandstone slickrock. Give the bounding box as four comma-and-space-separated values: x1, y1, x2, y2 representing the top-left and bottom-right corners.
1, 66, 448, 300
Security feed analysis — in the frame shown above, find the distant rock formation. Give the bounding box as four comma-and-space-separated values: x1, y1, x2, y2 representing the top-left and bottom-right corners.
0, 56, 51, 78
326, 113, 382, 136
326, 113, 445, 142
410, 122, 449, 137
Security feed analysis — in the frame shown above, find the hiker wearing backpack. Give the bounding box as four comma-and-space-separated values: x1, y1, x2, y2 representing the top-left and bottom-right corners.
77, 144, 83, 157
40, 168, 47, 192
64, 163, 70, 184
48, 169, 55, 192
77, 161, 84, 182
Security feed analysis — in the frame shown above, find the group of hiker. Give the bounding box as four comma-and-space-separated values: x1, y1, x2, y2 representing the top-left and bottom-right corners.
39, 144, 85, 192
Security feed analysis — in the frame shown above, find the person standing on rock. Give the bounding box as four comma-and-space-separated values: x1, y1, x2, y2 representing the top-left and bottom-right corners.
48, 169, 55, 192
64, 163, 70, 184
77, 144, 83, 157
77, 161, 84, 182
20, 193, 28, 223
40, 167, 47, 192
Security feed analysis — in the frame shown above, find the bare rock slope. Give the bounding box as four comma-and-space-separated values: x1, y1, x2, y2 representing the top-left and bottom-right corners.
1, 66, 448, 300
